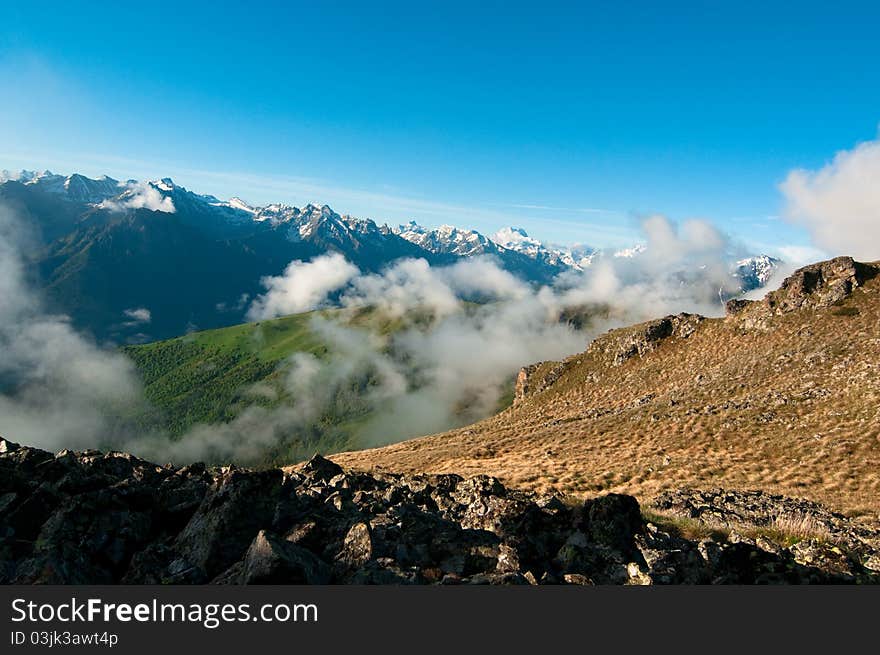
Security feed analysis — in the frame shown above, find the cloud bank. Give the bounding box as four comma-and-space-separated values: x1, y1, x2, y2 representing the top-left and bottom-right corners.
182, 213, 751, 460
781, 136, 880, 261
246, 253, 359, 320
0, 204, 144, 451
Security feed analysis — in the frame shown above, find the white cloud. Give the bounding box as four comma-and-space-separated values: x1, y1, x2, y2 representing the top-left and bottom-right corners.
123, 307, 151, 324
221, 217, 751, 453
775, 244, 828, 265
246, 252, 359, 320
0, 203, 144, 451
780, 136, 880, 261
439, 257, 529, 301
100, 181, 176, 213
341, 258, 460, 319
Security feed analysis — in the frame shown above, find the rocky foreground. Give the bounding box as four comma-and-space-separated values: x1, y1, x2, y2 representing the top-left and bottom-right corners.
1, 437, 878, 584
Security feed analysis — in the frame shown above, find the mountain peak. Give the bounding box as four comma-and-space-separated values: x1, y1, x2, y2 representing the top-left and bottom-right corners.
393, 221, 494, 257
224, 197, 256, 214
62, 173, 121, 203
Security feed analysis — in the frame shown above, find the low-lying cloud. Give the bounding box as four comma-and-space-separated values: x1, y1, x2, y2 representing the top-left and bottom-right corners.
100, 181, 176, 213
123, 307, 152, 325
195, 213, 758, 458
247, 252, 359, 320
781, 135, 880, 261
0, 204, 144, 451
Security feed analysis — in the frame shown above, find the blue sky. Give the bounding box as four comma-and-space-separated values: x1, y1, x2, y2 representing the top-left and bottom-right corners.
2, 1, 879, 254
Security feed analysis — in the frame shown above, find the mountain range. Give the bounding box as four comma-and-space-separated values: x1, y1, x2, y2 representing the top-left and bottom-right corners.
1, 169, 780, 343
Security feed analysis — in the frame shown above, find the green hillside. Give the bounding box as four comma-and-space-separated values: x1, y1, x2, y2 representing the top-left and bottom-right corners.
122, 312, 328, 437
120, 306, 457, 464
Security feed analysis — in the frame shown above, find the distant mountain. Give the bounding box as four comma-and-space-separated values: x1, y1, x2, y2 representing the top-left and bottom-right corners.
734, 254, 783, 291
0, 169, 781, 343
394, 221, 498, 257
491, 226, 595, 270
0, 169, 122, 204
392, 221, 567, 283
1, 173, 452, 341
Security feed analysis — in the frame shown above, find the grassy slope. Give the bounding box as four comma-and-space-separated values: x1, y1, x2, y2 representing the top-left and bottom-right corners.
122, 303, 518, 463
333, 263, 880, 517
122, 312, 328, 437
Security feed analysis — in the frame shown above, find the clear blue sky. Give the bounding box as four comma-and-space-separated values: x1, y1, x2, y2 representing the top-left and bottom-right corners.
2, 1, 879, 253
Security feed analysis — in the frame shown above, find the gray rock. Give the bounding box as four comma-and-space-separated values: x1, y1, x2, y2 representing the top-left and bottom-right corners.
225, 530, 331, 584
173, 467, 283, 580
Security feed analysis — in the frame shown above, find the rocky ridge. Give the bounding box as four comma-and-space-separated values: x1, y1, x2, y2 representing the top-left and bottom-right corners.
1, 438, 877, 584
516, 258, 878, 404
726, 256, 877, 329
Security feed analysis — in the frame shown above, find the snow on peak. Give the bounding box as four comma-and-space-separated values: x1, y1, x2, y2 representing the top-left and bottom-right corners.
0, 169, 124, 203
490, 226, 595, 270
63, 173, 121, 203
492, 226, 542, 249
393, 221, 495, 256
221, 197, 256, 214
613, 244, 647, 258
734, 254, 782, 289
0, 169, 39, 183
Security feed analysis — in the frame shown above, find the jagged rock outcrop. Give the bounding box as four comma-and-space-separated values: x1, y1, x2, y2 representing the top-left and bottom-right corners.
514, 361, 566, 404
766, 257, 875, 313
585, 313, 706, 367
726, 257, 878, 322
2, 437, 877, 584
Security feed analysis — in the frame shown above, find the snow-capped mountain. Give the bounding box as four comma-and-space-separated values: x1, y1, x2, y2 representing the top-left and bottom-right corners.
612, 244, 648, 259
392, 221, 575, 281
734, 254, 782, 291
1, 171, 782, 280
492, 226, 595, 270
0, 169, 122, 204
0, 168, 783, 342
288, 203, 391, 246
393, 221, 502, 257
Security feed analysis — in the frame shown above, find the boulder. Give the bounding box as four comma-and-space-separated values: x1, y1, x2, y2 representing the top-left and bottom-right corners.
587, 313, 706, 366
173, 467, 283, 580
225, 530, 331, 584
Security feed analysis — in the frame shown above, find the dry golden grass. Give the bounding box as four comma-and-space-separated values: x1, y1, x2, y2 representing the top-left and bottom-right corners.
329, 263, 880, 519
642, 509, 833, 546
